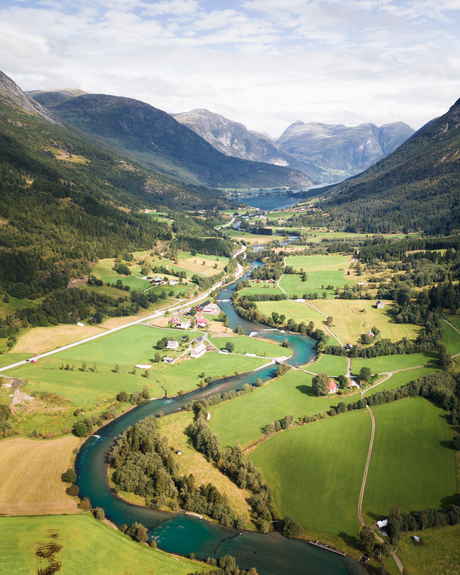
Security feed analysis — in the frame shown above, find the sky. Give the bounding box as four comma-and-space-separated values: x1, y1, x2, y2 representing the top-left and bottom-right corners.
1, 0, 460, 137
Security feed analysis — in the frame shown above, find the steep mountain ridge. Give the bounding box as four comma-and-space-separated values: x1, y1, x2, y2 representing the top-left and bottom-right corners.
277, 120, 414, 176
322, 97, 460, 234
173, 108, 326, 183
0, 71, 62, 126
30, 92, 314, 189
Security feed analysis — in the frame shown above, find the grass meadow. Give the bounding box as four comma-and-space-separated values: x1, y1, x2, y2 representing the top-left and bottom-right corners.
352, 352, 438, 375
441, 320, 460, 356
255, 300, 326, 328
362, 398, 457, 524
279, 271, 354, 298
397, 524, 460, 575
311, 299, 421, 344
284, 254, 352, 271
208, 334, 290, 358
307, 354, 349, 376
238, 285, 284, 297
0, 436, 80, 515
0, 515, 201, 575
250, 409, 372, 537
363, 366, 440, 396
209, 370, 362, 448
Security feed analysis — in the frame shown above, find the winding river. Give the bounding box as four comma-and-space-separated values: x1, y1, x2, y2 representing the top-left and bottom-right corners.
76, 257, 367, 575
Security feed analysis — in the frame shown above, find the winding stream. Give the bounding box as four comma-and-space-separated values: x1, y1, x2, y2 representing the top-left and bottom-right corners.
76, 257, 366, 575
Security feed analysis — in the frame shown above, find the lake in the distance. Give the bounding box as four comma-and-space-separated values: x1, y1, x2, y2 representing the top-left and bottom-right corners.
239, 193, 302, 211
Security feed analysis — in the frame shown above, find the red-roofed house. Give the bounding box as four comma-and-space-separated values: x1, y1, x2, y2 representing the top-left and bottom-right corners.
328, 379, 338, 393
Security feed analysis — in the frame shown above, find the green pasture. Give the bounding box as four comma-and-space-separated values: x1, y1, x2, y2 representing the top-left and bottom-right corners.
0, 515, 201, 575
250, 409, 372, 537
307, 354, 348, 376
441, 320, 460, 356
352, 353, 438, 375
0, 296, 39, 319
0, 352, 31, 369
208, 335, 290, 358
209, 370, 362, 448
225, 229, 285, 244
238, 285, 284, 297
279, 272, 353, 298
255, 300, 325, 327
91, 258, 153, 291
363, 366, 440, 397
362, 398, 457, 524
284, 254, 352, 271
265, 211, 296, 221
397, 524, 460, 575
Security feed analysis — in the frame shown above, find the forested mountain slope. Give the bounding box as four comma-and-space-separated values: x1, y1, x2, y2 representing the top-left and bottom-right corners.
322, 98, 460, 234
0, 74, 231, 297
30, 92, 313, 189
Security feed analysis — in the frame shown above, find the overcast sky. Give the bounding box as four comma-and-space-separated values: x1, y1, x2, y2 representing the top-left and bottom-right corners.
1, 0, 460, 137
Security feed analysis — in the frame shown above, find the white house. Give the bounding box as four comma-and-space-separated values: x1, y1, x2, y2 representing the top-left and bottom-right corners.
191, 342, 207, 358
376, 300, 385, 309
179, 321, 191, 330
169, 280, 179, 286
166, 340, 179, 350
163, 356, 174, 364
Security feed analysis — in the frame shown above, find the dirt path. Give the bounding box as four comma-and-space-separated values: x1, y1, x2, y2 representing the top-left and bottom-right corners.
277, 274, 286, 295
358, 392, 404, 573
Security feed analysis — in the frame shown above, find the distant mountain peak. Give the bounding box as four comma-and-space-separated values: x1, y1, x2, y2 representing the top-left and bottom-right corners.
0, 71, 63, 126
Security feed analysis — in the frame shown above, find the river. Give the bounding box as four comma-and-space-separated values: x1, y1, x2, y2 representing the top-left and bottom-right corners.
75, 259, 367, 575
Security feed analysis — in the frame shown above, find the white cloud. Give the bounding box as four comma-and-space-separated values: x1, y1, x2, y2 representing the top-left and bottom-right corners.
0, 0, 459, 135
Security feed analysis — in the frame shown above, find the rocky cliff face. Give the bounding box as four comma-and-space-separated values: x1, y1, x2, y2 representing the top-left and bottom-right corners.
0, 71, 62, 126
276, 121, 414, 176
173, 108, 324, 183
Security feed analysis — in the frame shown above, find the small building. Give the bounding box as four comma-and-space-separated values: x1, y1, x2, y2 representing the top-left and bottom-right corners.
176, 449, 182, 455
195, 300, 211, 312
376, 519, 388, 529
376, 300, 385, 309
345, 343, 353, 351
151, 277, 163, 286
206, 413, 211, 420
163, 356, 174, 364
169, 280, 179, 286
195, 336, 204, 344
413, 535, 421, 543
166, 340, 179, 350
366, 331, 375, 338
202, 305, 215, 313
196, 319, 209, 328
77, 322, 84, 327
179, 321, 191, 330
191, 342, 207, 359
328, 379, 338, 393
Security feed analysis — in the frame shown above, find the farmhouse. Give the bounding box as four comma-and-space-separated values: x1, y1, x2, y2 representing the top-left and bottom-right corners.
376, 300, 385, 309
163, 356, 174, 364
166, 340, 179, 350
328, 379, 338, 393
366, 331, 375, 338
169, 280, 179, 286
196, 318, 209, 328
151, 276, 163, 286
179, 321, 191, 330
191, 342, 207, 359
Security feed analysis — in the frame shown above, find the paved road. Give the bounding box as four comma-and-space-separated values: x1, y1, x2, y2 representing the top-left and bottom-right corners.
0, 260, 246, 375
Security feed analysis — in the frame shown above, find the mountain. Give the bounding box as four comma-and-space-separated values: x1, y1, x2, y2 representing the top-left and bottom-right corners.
276, 120, 414, 178
27, 88, 87, 108
0, 71, 234, 296
173, 108, 325, 183
0, 71, 62, 126
321, 98, 460, 235
29, 92, 314, 189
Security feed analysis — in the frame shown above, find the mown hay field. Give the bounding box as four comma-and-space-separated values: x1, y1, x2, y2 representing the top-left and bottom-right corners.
0, 436, 80, 515
362, 398, 457, 524
0, 515, 201, 575
250, 409, 372, 537
208, 334, 290, 358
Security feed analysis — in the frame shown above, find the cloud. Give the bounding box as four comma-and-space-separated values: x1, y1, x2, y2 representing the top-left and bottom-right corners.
0, 0, 459, 136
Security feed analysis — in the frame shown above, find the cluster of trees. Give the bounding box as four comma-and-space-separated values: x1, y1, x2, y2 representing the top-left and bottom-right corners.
0, 403, 13, 437
386, 504, 460, 546
61, 468, 79, 497
187, 409, 276, 527
188, 554, 258, 575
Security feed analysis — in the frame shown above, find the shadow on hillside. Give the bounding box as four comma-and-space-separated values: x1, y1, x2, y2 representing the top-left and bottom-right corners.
296, 385, 315, 397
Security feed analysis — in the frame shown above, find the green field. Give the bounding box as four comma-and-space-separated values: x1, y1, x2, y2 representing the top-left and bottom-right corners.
397, 524, 460, 575
0, 515, 201, 575
441, 320, 460, 356
209, 370, 362, 448
225, 229, 285, 244
352, 353, 438, 375
284, 254, 352, 271
362, 398, 457, 524
363, 366, 440, 396
238, 286, 284, 297
255, 300, 325, 328
250, 409, 372, 537
208, 335, 291, 358
0, 295, 39, 319
307, 354, 349, 376
279, 272, 353, 298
